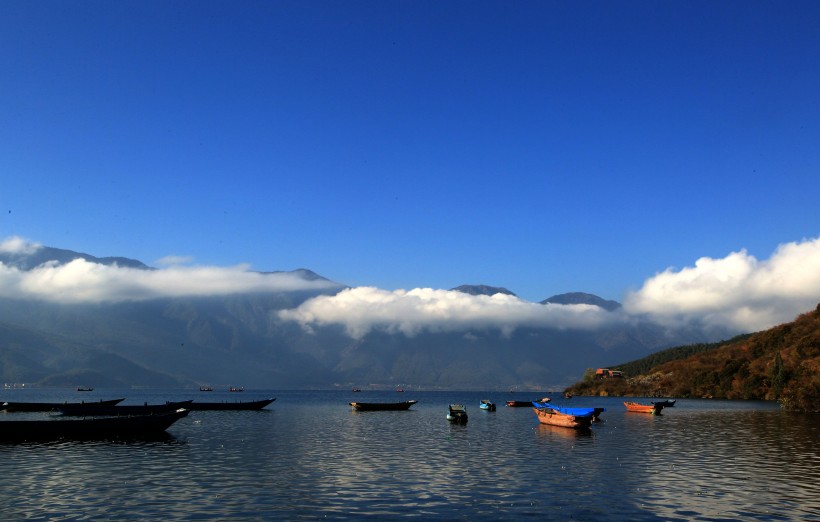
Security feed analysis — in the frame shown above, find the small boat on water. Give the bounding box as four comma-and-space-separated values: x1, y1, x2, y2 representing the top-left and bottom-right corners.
1, 398, 125, 413
0, 409, 189, 441
532, 403, 594, 429
479, 400, 496, 411
624, 401, 663, 414
652, 399, 676, 408
447, 404, 468, 423
506, 400, 534, 407
76, 387, 94, 392
57, 400, 193, 416
189, 398, 275, 411
229, 387, 244, 392
349, 400, 417, 412
199, 386, 213, 392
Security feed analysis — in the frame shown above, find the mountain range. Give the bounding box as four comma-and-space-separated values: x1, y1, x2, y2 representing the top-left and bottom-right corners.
0, 245, 725, 390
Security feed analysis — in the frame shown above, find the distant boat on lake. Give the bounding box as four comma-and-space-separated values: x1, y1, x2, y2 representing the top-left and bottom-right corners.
77, 387, 93, 392
349, 400, 417, 411
188, 398, 275, 411
624, 401, 663, 414
447, 404, 468, 423
479, 399, 496, 411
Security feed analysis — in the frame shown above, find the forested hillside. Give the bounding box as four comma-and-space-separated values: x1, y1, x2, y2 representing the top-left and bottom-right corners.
567, 304, 820, 412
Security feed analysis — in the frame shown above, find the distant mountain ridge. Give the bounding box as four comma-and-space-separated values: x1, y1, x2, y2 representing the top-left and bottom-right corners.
542, 292, 622, 311
0, 243, 716, 389
451, 285, 517, 297
0, 246, 151, 271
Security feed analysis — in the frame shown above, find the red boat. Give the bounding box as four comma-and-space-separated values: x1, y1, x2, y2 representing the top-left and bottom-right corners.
624, 401, 663, 414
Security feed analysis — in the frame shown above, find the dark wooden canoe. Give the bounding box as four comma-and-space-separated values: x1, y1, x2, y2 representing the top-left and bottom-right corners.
0, 409, 189, 441
1, 398, 125, 413
506, 400, 535, 407
57, 400, 193, 416
187, 398, 276, 411
349, 400, 417, 411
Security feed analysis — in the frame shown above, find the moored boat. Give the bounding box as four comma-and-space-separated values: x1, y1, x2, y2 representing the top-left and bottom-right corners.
188, 398, 276, 411
57, 400, 193, 416
624, 401, 663, 414
531, 402, 594, 429
506, 400, 535, 407
349, 400, 417, 411
652, 399, 676, 408
447, 404, 468, 423
0, 408, 189, 441
479, 400, 496, 411
1, 398, 125, 413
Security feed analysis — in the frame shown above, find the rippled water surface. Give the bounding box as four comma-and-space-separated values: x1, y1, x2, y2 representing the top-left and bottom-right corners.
1, 389, 818, 520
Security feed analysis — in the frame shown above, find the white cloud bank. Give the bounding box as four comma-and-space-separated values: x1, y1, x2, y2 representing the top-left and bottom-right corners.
3, 235, 819, 338
278, 287, 618, 338
623, 237, 820, 332
0, 238, 339, 303
280, 237, 820, 338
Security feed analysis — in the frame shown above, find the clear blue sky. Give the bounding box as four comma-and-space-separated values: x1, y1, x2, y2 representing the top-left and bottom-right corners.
2, 1, 819, 302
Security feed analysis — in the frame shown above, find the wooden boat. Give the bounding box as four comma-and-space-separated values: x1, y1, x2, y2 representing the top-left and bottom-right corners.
652, 399, 676, 408
447, 404, 468, 423
188, 398, 276, 411
506, 400, 535, 407
1, 398, 125, 413
479, 400, 496, 411
532, 404, 593, 429
57, 400, 193, 416
0, 409, 189, 441
349, 400, 417, 412
624, 401, 663, 414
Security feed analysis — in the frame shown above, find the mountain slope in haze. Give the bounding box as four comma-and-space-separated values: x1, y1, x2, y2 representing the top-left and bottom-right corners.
566, 304, 820, 412
0, 244, 720, 389
0, 246, 151, 270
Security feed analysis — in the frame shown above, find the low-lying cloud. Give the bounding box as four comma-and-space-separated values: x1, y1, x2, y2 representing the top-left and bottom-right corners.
3, 235, 819, 339
0, 238, 339, 303
624, 236, 820, 332
278, 287, 619, 338
281, 237, 820, 338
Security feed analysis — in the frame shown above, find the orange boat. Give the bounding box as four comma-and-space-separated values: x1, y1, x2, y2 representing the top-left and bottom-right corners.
532, 406, 593, 429
624, 401, 663, 414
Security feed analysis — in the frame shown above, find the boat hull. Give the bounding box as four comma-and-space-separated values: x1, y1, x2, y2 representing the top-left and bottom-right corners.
0, 409, 189, 441
188, 398, 276, 411
57, 400, 193, 416
349, 400, 417, 411
532, 407, 593, 429
1, 398, 125, 413
624, 401, 663, 414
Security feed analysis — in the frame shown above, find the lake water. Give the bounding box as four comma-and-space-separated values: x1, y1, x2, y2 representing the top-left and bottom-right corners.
1, 389, 818, 521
